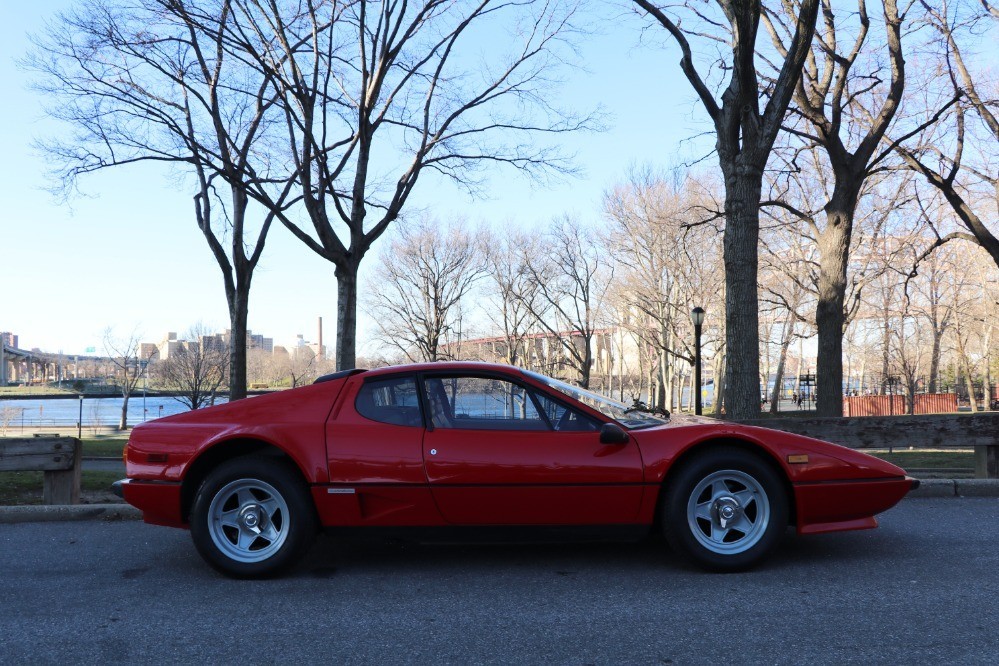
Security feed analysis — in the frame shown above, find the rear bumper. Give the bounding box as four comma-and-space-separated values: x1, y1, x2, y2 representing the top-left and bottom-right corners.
117, 478, 186, 528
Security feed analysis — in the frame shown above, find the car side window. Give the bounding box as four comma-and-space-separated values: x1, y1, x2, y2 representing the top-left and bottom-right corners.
355, 376, 422, 427
532, 391, 600, 432
423, 376, 547, 431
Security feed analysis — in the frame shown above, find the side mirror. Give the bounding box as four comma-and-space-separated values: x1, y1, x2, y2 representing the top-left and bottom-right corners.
599, 423, 629, 445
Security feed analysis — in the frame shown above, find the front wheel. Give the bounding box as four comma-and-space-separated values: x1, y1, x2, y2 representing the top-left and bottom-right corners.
662, 447, 788, 572
190, 456, 317, 578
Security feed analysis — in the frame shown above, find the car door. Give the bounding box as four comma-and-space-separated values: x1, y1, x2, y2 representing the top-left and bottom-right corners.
421, 373, 645, 525
320, 374, 444, 526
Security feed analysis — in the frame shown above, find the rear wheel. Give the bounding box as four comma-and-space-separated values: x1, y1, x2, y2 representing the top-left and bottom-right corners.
190, 456, 317, 578
662, 447, 788, 572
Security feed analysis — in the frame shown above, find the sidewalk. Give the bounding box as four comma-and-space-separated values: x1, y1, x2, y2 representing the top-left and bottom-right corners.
907, 479, 999, 498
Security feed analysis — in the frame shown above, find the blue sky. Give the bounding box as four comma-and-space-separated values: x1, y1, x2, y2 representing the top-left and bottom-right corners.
0, 1, 705, 356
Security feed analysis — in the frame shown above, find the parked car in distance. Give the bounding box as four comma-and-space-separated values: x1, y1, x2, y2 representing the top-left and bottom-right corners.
115, 362, 917, 578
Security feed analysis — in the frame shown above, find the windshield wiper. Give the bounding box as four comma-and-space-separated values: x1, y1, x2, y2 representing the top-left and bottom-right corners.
624, 400, 670, 419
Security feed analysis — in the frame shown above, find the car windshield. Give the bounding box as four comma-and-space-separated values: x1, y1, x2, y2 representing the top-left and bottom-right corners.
523, 370, 668, 430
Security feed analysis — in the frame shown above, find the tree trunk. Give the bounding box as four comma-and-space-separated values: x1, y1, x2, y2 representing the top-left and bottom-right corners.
722, 170, 763, 419
713, 351, 727, 416
581, 335, 593, 390
929, 331, 942, 394
335, 261, 360, 371
961, 356, 977, 412
984, 325, 993, 411
769, 328, 793, 414
655, 360, 666, 410
673, 367, 682, 413
881, 313, 892, 392
815, 210, 852, 416
228, 289, 249, 401
605, 340, 613, 396
119, 394, 129, 431
657, 347, 669, 411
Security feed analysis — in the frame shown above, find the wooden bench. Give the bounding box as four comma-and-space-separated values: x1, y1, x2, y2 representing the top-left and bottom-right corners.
975, 443, 999, 480
0, 437, 82, 504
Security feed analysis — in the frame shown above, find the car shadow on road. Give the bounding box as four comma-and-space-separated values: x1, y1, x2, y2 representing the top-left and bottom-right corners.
286, 525, 911, 580
297, 532, 668, 576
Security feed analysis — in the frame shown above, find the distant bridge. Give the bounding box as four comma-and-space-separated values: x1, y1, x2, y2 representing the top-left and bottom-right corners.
1, 343, 109, 387
1, 342, 25, 385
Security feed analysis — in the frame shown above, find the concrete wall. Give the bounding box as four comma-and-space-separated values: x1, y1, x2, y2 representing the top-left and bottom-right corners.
737, 412, 999, 449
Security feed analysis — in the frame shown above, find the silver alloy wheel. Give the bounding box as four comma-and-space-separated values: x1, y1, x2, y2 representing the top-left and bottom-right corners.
686, 469, 770, 555
207, 478, 290, 564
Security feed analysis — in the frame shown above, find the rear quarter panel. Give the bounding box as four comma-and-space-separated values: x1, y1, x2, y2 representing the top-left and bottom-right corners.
125, 379, 349, 483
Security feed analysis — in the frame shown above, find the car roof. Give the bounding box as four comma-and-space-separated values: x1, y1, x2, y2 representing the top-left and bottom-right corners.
361, 361, 528, 378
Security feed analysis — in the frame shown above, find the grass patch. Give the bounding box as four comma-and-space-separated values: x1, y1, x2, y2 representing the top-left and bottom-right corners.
867, 450, 973, 470
82, 436, 128, 458
0, 471, 122, 505
0, 386, 76, 396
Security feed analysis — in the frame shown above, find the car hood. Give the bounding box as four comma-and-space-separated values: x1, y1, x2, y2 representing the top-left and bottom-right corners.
630, 414, 906, 482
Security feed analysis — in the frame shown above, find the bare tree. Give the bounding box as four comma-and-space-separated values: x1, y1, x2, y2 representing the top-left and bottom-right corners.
286, 347, 324, 388
157, 324, 229, 410
519, 217, 613, 389
245, 348, 274, 388
895, 1, 998, 268
1, 406, 23, 437
759, 219, 816, 412
603, 168, 724, 410
104, 328, 155, 430
26, 0, 298, 401
370, 217, 486, 362
763, 0, 908, 416
890, 307, 925, 414
630, 0, 820, 418
480, 227, 547, 367
854, 219, 933, 397
232, 0, 594, 371
905, 236, 962, 393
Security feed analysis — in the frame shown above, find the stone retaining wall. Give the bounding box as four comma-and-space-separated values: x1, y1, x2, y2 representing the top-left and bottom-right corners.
737, 412, 999, 449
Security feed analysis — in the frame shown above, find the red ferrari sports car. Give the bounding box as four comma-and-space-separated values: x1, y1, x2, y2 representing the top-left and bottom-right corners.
115, 362, 916, 577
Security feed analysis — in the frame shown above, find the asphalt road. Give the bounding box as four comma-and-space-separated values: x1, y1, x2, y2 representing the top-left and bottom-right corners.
1, 499, 997, 665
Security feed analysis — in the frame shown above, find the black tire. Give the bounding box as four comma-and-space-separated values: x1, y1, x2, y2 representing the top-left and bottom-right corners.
661, 446, 788, 572
190, 456, 318, 578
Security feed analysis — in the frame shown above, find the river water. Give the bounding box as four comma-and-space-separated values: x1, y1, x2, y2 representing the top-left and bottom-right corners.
0, 395, 227, 430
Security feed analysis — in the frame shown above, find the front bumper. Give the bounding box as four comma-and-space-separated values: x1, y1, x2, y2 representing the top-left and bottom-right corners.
794, 476, 915, 535
115, 478, 186, 528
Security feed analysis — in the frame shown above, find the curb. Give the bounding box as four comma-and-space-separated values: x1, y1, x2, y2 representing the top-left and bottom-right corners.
0, 503, 142, 524
907, 479, 999, 499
